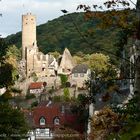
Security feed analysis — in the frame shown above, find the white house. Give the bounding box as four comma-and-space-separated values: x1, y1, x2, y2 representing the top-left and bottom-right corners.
29, 82, 45, 95
70, 64, 91, 88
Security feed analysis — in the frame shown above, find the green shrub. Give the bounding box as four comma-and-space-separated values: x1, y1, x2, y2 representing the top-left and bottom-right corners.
11, 87, 22, 94
25, 94, 36, 100
59, 74, 68, 87
53, 95, 62, 102
31, 101, 38, 108
63, 88, 70, 101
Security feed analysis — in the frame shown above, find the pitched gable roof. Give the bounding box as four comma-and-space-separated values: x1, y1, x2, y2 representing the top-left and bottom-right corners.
29, 82, 44, 89
24, 101, 85, 133
72, 64, 88, 73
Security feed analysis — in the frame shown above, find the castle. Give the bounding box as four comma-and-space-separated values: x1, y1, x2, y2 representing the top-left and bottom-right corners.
20, 13, 75, 78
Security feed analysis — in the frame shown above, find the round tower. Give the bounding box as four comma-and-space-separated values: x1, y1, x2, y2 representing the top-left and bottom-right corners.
22, 13, 36, 60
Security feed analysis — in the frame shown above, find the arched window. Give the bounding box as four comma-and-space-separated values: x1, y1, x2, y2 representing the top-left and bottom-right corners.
40, 117, 46, 126
53, 117, 60, 125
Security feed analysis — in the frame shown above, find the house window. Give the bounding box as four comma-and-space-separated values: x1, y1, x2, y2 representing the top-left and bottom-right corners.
54, 117, 60, 125
40, 117, 46, 126
74, 73, 78, 77
80, 73, 84, 77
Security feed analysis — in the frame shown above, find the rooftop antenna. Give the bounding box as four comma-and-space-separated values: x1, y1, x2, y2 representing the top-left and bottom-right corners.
0, 0, 2, 37
22, 2, 26, 14
0, 0, 2, 17
22, 0, 31, 14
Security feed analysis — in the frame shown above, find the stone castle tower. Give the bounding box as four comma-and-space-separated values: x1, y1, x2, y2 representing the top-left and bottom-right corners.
21, 13, 57, 77
20, 13, 74, 78
22, 13, 36, 60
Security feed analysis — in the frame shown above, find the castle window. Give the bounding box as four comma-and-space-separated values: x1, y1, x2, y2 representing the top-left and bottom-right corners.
53, 117, 60, 125
40, 117, 46, 126
42, 68, 45, 71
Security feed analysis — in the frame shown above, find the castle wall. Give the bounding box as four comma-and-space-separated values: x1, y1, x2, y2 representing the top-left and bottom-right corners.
21, 13, 60, 78
33, 54, 49, 77
26, 48, 36, 76
26, 48, 49, 77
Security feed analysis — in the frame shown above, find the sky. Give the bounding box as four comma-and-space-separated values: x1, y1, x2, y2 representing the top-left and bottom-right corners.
0, 0, 137, 37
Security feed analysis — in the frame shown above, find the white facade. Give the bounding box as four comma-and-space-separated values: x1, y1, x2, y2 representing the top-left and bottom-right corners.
29, 88, 43, 94
71, 69, 91, 88
28, 128, 53, 140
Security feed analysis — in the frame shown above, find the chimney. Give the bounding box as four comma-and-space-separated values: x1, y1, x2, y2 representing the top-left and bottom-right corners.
46, 97, 52, 107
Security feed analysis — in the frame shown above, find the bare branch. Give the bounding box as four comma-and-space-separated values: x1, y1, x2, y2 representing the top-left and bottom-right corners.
128, 0, 136, 6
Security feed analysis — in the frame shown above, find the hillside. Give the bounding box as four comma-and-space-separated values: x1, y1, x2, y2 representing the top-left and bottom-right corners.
6, 12, 128, 63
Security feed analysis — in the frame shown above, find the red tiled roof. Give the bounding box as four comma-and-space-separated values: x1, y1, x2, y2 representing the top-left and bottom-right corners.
25, 102, 85, 133
33, 105, 64, 128
29, 82, 44, 89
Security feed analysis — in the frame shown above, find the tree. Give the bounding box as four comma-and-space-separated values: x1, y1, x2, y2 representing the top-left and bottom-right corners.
89, 107, 121, 140
63, 88, 70, 101
73, 55, 82, 64
59, 74, 68, 87
31, 72, 38, 82
49, 51, 60, 59
0, 90, 13, 102
76, 0, 140, 139
77, 94, 87, 105
0, 44, 19, 88
86, 53, 116, 78
5, 45, 21, 61
77, 0, 138, 92
0, 103, 29, 139
0, 63, 16, 88
0, 38, 8, 60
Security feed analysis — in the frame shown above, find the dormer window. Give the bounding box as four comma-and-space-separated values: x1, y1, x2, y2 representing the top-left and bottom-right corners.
53, 117, 60, 125
40, 117, 46, 126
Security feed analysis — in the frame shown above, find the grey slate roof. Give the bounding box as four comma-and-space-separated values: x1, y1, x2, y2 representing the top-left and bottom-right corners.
72, 64, 88, 74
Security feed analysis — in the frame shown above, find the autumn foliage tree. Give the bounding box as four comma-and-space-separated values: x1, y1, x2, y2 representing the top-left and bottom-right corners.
89, 107, 121, 140
75, 0, 140, 139
0, 42, 19, 88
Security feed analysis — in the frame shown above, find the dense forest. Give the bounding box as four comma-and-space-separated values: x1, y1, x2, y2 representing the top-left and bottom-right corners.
5, 12, 134, 64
